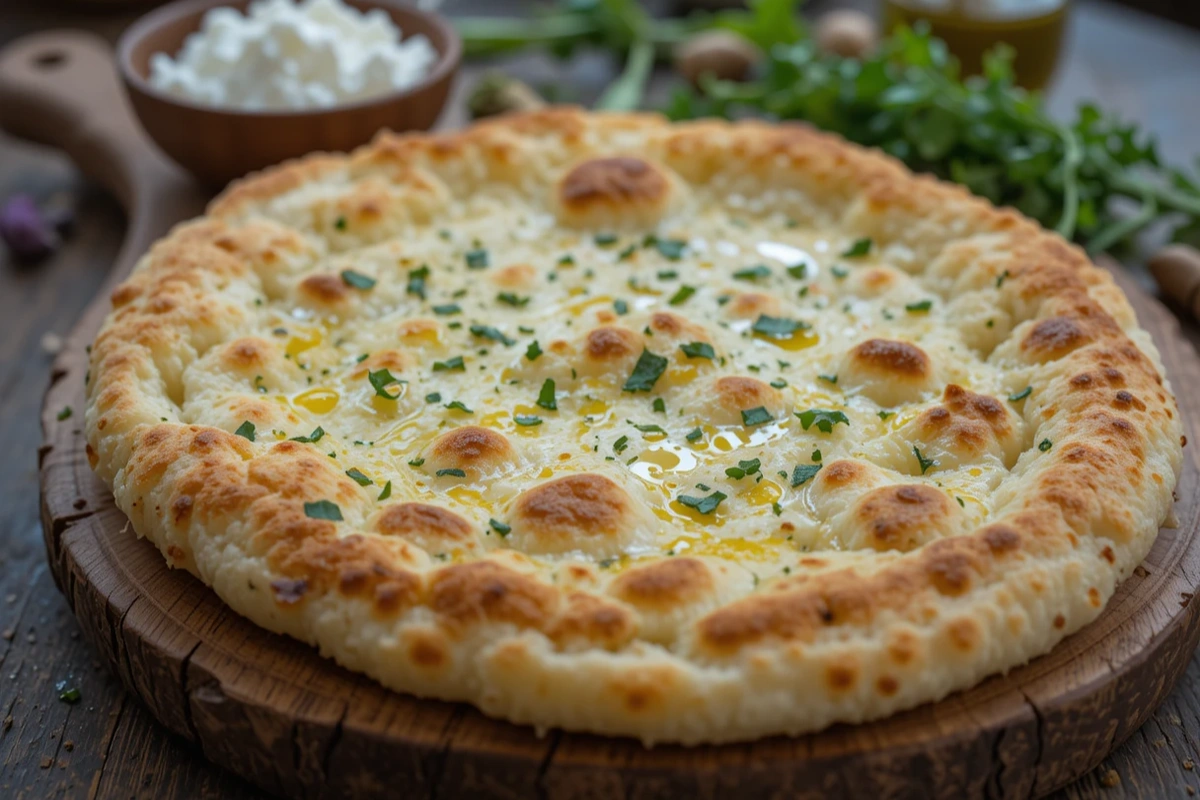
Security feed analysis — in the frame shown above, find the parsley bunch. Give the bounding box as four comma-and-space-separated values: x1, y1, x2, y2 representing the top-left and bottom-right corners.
667, 23, 1200, 254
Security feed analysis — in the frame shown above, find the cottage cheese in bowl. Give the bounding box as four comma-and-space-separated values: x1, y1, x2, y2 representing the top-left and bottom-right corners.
148, 0, 439, 111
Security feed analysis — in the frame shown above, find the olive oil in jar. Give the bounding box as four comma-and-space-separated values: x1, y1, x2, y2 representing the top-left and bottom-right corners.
882, 0, 1069, 89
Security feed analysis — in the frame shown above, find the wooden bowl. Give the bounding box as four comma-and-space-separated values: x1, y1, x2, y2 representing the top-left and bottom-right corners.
116, 0, 461, 187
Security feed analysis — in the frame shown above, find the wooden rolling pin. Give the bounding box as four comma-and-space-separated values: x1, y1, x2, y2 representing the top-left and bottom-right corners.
1149, 244, 1200, 320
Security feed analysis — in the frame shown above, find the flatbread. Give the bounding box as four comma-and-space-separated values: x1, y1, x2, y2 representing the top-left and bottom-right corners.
85, 109, 1183, 744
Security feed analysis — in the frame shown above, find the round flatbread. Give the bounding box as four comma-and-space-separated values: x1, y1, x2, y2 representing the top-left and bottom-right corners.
85, 109, 1183, 744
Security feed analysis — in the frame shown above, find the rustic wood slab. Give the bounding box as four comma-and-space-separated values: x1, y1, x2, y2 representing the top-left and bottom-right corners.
13, 19, 1200, 800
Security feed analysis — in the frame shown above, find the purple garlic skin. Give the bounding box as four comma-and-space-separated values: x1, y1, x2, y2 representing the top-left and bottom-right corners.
0, 194, 61, 263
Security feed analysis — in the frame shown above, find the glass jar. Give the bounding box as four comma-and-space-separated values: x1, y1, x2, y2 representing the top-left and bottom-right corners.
881, 0, 1070, 90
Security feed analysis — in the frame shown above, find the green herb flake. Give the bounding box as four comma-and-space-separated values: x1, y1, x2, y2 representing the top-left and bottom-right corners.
498, 292, 530, 307
818, 373, 838, 385
652, 397, 666, 413
407, 457, 425, 468
841, 237, 873, 258
57, 406, 72, 421
679, 342, 715, 360
514, 414, 543, 426
795, 409, 850, 433
791, 463, 822, 487
1039, 438, 1053, 452
465, 248, 489, 269
433, 356, 465, 372
613, 299, 629, 315
956, 495, 966, 508
377, 481, 392, 501
668, 285, 697, 306
751, 314, 808, 337
677, 491, 727, 515
913, 446, 937, 474
725, 459, 762, 480
536, 379, 558, 411
685, 427, 703, 442
631, 422, 666, 435
290, 426, 325, 443
655, 238, 687, 260
557, 254, 575, 266
432, 303, 461, 315
770, 378, 788, 389
425, 392, 442, 404
234, 421, 256, 441
613, 435, 630, 454
878, 410, 895, 420
368, 368, 403, 399
623, 349, 669, 393
1009, 386, 1033, 402
345, 468, 373, 487
617, 243, 638, 261
444, 400, 473, 414
406, 265, 430, 299
787, 262, 809, 280
733, 264, 771, 281
594, 232, 618, 247
489, 518, 512, 537
905, 299, 934, 313
656, 269, 678, 281
740, 406, 773, 427
996, 270, 1010, 289
58, 686, 82, 704
436, 468, 467, 478
830, 265, 849, 279
470, 324, 515, 346
304, 500, 343, 521
340, 269, 376, 290
333, 216, 347, 231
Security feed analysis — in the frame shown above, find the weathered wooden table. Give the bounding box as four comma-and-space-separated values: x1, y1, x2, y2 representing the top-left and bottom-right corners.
2, 0, 1200, 797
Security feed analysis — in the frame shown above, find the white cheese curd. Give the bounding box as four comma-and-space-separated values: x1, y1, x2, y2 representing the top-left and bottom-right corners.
148, 0, 438, 111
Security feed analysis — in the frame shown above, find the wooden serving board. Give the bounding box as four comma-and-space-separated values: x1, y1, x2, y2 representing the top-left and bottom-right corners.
8, 29, 1200, 800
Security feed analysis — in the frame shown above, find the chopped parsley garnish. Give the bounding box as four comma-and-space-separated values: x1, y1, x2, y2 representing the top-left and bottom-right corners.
406, 265, 429, 299
432, 303, 461, 315
489, 518, 512, 537
791, 463, 822, 487
956, 496, 966, 508
996, 270, 1010, 288
465, 248, 489, 269
733, 264, 771, 281
333, 216, 347, 231
613, 299, 629, 315
444, 400, 473, 414
656, 269, 678, 281
740, 406, 773, 427
345, 468, 372, 486
685, 427, 703, 442
436, 468, 467, 478
594, 232, 618, 247
514, 414, 543, 426
1039, 438, 1053, 452
751, 314, 808, 337
290, 426, 325, 443
433, 356, 465, 372
623, 349, 669, 392
818, 373, 838, 385
795, 409, 850, 433
667, 285, 696, 305
57, 406, 72, 421
368, 368, 403, 399
1009, 386, 1033, 402
725, 459, 761, 480
408, 457, 425, 467
340, 269, 376, 290
830, 265, 849, 279
913, 445, 937, 474
617, 243, 638, 261
425, 392, 442, 403
536, 379, 557, 410
234, 421, 256, 441
652, 398, 666, 413
678, 491, 727, 515
304, 500, 343, 521
631, 422, 666, 434
787, 262, 808, 280
772, 502, 783, 516
613, 435, 630, 454
470, 324, 515, 346
770, 378, 788, 389
878, 410, 895, 420
498, 292, 530, 307
905, 299, 934, 313
58, 686, 81, 704
841, 237, 873, 257
377, 481, 392, 500
679, 342, 715, 360
655, 238, 687, 260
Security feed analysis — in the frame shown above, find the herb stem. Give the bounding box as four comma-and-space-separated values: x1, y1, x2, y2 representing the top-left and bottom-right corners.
596, 38, 655, 111
1056, 123, 1083, 240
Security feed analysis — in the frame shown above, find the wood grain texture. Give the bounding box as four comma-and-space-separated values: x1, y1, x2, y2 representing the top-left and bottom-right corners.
5, 1, 1200, 798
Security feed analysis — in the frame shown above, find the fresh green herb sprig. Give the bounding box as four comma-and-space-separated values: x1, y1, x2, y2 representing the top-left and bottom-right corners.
671, 23, 1200, 253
